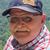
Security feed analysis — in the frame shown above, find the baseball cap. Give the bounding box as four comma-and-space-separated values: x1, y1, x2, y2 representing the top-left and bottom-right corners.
2, 0, 43, 16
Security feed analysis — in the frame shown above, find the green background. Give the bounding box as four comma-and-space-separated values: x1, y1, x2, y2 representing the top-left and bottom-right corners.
0, 0, 50, 50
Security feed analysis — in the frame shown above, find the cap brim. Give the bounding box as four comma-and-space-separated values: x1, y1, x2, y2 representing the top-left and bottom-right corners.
2, 5, 42, 16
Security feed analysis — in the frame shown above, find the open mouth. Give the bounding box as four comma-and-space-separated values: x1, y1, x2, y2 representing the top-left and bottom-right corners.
13, 29, 31, 38
14, 28, 31, 37
16, 31, 29, 32
15, 29, 30, 33
14, 30, 31, 35
15, 31, 30, 34
14, 31, 30, 38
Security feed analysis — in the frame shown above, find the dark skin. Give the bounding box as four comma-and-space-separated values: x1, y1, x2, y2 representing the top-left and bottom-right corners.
9, 8, 46, 45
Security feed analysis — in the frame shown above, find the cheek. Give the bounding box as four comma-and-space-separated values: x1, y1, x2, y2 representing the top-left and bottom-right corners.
27, 20, 42, 32
27, 23, 35, 31
27, 19, 40, 30
9, 23, 15, 32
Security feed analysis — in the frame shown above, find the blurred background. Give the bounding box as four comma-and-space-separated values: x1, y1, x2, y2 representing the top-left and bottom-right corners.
0, 0, 50, 50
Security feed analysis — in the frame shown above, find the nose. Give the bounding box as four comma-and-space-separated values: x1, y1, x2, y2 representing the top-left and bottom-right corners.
16, 21, 26, 28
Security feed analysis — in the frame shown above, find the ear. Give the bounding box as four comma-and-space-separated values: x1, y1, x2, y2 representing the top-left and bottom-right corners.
41, 14, 46, 23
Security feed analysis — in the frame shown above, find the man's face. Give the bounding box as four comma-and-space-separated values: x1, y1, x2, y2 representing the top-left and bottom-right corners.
9, 8, 44, 40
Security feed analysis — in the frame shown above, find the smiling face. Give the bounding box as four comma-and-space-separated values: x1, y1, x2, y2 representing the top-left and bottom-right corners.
9, 8, 45, 44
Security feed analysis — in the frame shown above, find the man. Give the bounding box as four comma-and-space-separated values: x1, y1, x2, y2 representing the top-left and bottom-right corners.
2, 0, 50, 50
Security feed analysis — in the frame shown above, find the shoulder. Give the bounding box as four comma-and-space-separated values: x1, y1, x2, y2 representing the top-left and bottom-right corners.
3, 35, 14, 50
35, 25, 50, 50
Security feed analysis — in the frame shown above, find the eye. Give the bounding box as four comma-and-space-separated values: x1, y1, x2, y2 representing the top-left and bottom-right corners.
33, 13, 42, 16
10, 17, 19, 23
23, 16, 32, 23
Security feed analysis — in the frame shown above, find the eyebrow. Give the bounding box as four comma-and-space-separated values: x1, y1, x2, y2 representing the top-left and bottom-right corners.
19, 12, 34, 16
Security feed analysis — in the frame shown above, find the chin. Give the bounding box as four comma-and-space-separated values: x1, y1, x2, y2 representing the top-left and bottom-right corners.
13, 32, 31, 38
14, 34, 30, 39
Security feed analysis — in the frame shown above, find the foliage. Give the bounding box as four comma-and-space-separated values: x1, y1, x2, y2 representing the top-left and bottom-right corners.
0, 0, 50, 50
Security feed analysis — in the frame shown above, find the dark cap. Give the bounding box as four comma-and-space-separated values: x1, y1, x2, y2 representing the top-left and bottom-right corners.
2, 0, 43, 16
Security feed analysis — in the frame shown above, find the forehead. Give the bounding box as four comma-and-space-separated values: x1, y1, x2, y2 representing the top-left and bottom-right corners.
9, 8, 33, 16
